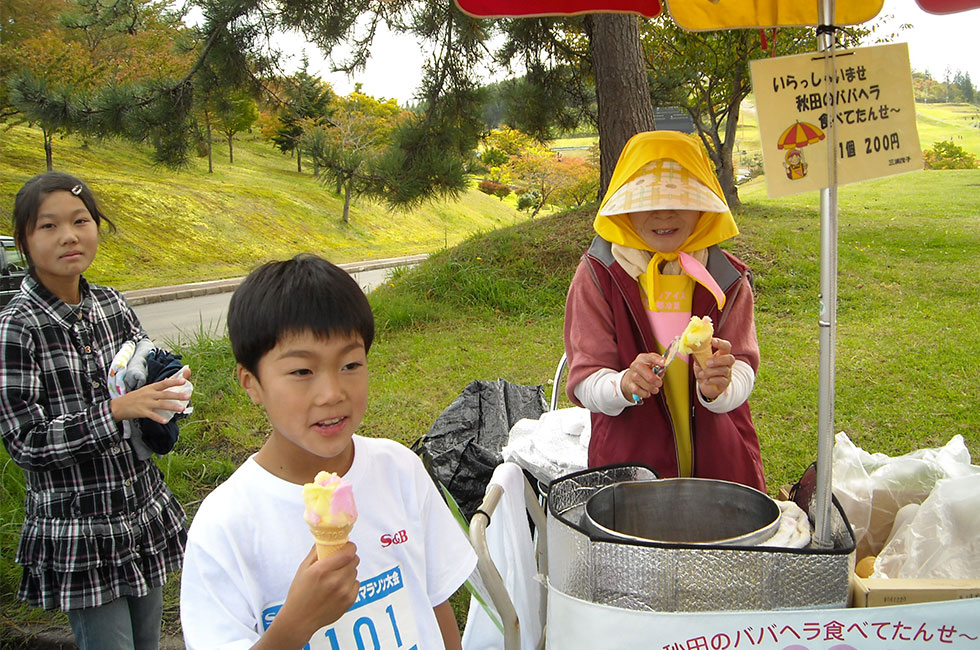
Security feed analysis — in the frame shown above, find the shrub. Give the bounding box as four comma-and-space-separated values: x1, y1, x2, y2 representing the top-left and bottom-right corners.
479, 146, 509, 168
492, 184, 511, 200
923, 140, 978, 170
478, 179, 511, 200
517, 190, 542, 212
740, 153, 765, 182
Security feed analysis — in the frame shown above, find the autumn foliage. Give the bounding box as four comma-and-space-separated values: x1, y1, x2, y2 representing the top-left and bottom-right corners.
923, 140, 978, 170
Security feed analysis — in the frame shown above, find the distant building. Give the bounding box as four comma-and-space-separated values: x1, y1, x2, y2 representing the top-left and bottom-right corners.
653, 106, 696, 134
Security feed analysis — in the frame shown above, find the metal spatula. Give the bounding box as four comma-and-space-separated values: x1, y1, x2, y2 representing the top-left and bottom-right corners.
653, 336, 681, 376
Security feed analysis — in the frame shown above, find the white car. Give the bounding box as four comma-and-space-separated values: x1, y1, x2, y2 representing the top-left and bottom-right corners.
1, 236, 27, 307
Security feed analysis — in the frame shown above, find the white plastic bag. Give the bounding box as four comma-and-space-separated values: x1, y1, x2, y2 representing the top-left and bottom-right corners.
874, 474, 980, 579
831, 432, 978, 560
501, 407, 590, 486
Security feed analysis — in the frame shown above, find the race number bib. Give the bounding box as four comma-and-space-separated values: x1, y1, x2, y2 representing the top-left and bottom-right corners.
263, 566, 420, 650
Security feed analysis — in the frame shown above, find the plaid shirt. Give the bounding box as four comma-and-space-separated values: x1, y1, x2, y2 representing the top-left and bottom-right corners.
0, 274, 186, 611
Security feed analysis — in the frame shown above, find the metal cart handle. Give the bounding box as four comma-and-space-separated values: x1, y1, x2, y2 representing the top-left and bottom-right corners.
469, 471, 548, 650
550, 353, 567, 412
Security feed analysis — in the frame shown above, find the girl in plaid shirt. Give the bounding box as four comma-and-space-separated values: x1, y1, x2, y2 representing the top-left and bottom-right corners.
0, 172, 189, 650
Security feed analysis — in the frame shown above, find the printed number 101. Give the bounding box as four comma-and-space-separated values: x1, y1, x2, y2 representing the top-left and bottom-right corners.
322, 604, 416, 650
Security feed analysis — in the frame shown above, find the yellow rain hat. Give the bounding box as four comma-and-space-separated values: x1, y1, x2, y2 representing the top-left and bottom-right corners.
599, 160, 729, 217
594, 131, 738, 310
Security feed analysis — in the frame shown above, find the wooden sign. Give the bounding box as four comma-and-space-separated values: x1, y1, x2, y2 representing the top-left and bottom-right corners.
750, 43, 922, 198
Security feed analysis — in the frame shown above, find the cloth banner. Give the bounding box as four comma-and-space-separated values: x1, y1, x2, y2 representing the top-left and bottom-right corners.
915, 0, 980, 13
750, 43, 923, 199
668, 0, 883, 31
547, 587, 980, 649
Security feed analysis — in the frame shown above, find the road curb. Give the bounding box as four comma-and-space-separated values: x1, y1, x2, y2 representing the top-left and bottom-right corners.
122, 254, 427, 306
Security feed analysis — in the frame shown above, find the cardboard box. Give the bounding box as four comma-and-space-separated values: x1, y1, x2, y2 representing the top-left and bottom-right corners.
851, 575, 980, 608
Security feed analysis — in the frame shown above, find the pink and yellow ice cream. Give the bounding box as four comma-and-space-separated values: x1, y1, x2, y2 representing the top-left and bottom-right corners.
303, 471, 357, 560
678, 315, 714, 369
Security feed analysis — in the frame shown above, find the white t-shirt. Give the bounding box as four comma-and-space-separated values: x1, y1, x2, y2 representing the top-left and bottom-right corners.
180, 435, 477, 650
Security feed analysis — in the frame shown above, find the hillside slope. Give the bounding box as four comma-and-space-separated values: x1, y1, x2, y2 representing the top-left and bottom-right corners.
0, 125, 526, 290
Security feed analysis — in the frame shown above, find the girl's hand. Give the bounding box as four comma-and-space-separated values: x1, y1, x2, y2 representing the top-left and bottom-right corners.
695, 338, 735, 401
621, 352, 665, 403
110, 367, 191, 423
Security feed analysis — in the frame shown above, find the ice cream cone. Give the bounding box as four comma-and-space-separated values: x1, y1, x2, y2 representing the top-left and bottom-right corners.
690, 339, 714, 370
678, 315, 715, 369
303, 470, 358, 562
310, 522, 354, 560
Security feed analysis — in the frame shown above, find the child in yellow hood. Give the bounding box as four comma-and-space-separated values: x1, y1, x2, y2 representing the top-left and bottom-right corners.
563, 131, 765, 491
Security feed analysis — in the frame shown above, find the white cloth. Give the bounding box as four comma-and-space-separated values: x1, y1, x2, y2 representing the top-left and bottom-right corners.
462, 463, 544, 650
180, 435, 477, 650
573, 360, 754, 415
756, 500, 811, 549
502, 408, 590, 485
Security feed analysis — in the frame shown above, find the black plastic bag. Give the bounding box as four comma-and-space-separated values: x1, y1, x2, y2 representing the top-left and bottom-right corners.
412, 379, 547, 521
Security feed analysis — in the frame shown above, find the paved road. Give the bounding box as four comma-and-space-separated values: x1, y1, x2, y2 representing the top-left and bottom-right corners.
130, 256, 423, 345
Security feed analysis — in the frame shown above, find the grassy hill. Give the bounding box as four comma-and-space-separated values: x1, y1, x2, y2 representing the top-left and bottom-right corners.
3, 101, 974, 293
0, 124, 527, 290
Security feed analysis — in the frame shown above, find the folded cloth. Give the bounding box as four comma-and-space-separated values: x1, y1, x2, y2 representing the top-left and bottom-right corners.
137, 349, 192, 455
123, 338, 156, 391
757, 500, 811, 549
107, 340, 137, 398
107, 342, 192, 458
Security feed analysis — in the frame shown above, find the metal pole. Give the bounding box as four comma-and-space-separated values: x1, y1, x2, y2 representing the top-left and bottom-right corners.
812, 0, 839, 549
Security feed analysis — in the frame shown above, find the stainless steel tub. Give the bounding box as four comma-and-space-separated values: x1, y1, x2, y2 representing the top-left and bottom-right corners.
584, 478, 781, 545
547, 465, 855, 612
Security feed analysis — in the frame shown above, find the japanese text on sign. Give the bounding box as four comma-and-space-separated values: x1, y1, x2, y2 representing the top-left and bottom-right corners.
749, 43, 923, 198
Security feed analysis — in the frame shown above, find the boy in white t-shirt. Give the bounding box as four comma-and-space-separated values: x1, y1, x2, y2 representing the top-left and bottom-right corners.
180, 254, 477, 650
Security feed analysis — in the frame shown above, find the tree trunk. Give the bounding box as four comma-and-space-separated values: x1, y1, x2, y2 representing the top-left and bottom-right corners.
343, 182, 352, 223
719, 94, 742, 210
699, 111, 741, 211
207, 129, 213, 174
43, 128, 54, 171
585, 13, 656, 198
297, 148, 303, 173
228, 133, 234, 164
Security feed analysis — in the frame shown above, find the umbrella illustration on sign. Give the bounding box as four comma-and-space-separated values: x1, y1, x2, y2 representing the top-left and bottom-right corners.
777, 121, 826, 180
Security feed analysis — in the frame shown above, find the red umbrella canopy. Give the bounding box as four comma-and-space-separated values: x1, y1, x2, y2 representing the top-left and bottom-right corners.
456, 0, 662, 17
915, 0, 980, 13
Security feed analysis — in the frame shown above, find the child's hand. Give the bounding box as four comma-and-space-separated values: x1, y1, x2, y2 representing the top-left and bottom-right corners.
695, 338, 735, 401
621, 352, 665, 403
109, 368, 192, 423
257, 544, 360, 649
